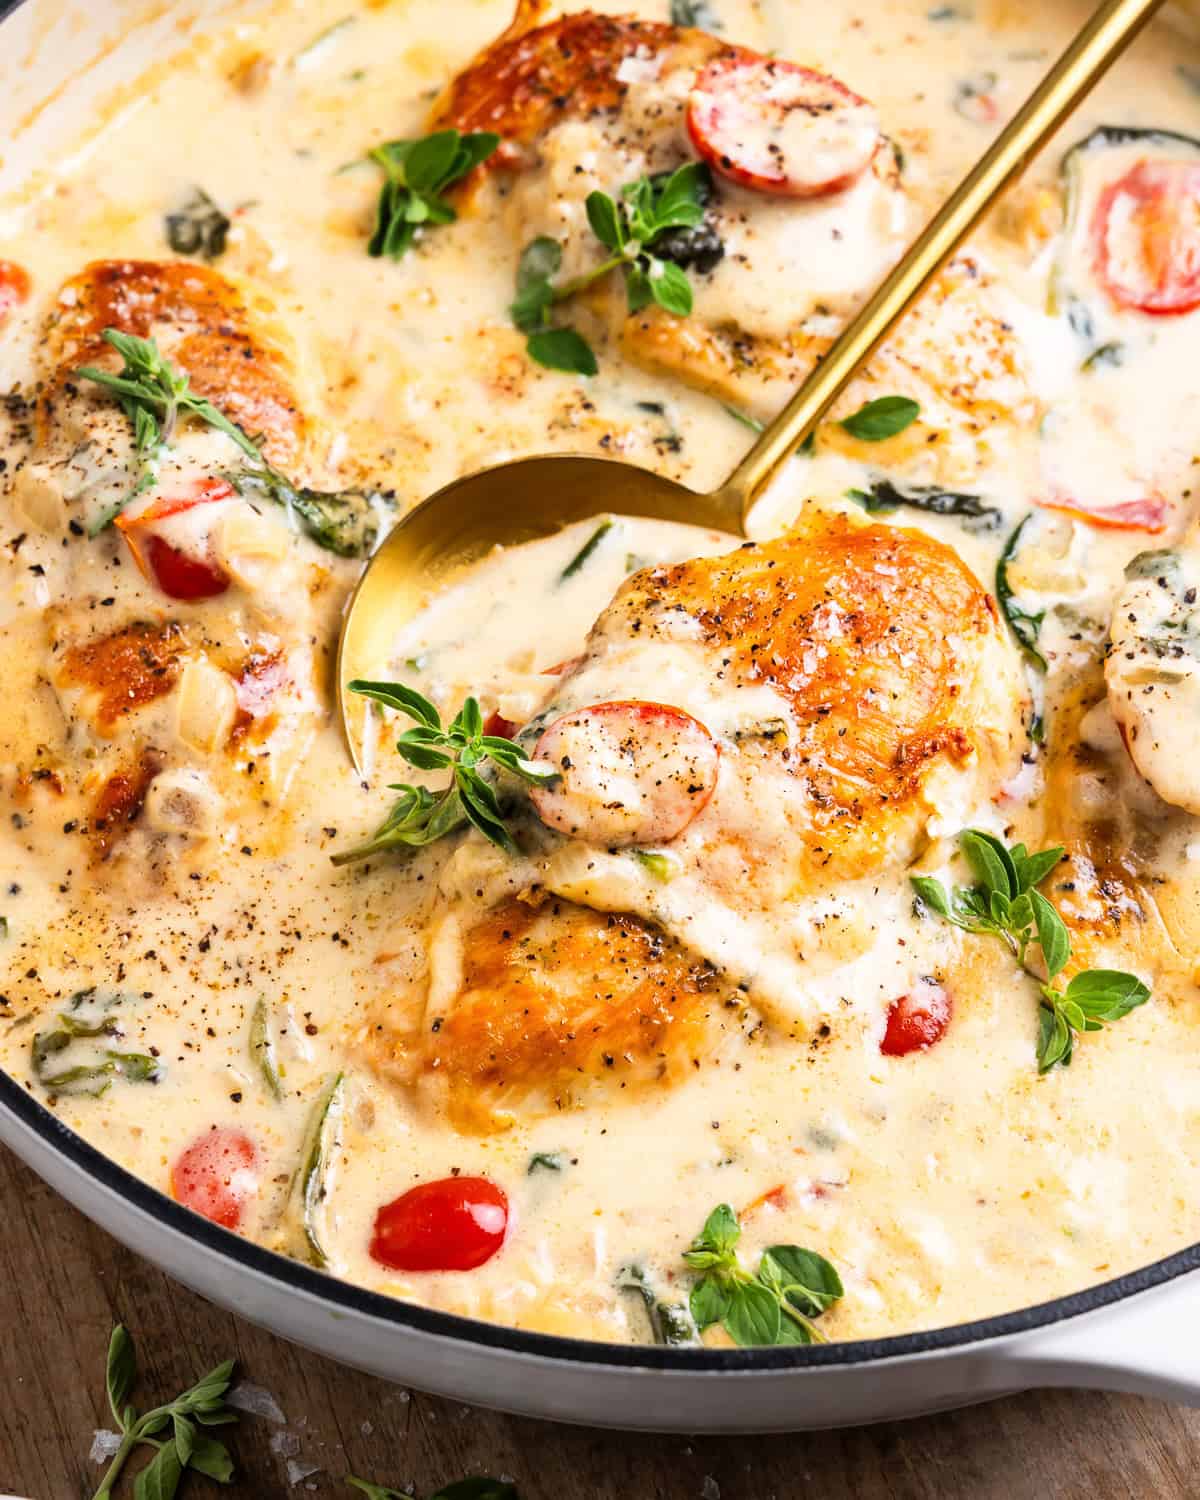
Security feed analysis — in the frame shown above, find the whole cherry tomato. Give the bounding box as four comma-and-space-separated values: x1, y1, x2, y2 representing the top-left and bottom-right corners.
370, 1176, 509, 1272
171, 1127, 259, 1229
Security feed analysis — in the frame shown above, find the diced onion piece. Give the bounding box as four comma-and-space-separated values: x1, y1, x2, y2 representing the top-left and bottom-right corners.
530, 699, 719, 846
143, 768, 224, 838
686, 56, 879, 199
216, 504, 290, 591
176, 658, 238, 752
10, 464, 66, 533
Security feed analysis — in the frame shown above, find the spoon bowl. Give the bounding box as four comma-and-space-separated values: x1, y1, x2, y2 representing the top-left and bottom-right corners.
336, 0, 1164, 768
336, 454, 738, 766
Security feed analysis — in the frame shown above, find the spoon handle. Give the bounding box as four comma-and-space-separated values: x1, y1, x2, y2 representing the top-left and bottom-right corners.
717, 0, 1166, 525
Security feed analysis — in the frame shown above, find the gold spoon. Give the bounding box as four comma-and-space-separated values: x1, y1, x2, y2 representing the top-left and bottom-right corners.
337, 0, 1165, 768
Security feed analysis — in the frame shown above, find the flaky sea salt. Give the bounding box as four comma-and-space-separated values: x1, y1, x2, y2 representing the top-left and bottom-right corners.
227, 1381, 287, 1425
88, 1430, 124, 1464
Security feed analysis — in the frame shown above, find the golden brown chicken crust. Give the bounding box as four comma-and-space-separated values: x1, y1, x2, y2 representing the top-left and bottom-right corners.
58, 620, 191, 735
432, 7, 731, 168
620, 255, 1037, 459
1038, 685, 1160, 970
91, 749, 163, 861
408, 896, 744, 1132
44, 260, 305, 466
608, 514, 1004, 865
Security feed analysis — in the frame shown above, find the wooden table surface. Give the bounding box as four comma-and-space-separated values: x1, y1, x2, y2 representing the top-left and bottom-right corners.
3, 1146, 1198, 1500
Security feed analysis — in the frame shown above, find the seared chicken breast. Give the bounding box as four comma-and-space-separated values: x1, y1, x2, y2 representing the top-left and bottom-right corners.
437, 5, 1039, 483
8, 260, 353, 870
374, 510, 1026, 1129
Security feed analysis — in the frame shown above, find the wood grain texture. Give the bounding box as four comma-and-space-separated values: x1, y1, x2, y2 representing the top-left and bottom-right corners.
1, 1143, 1197, 1500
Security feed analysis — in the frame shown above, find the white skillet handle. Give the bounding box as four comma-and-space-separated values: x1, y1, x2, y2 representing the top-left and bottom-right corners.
999, 1273, 1200, 1405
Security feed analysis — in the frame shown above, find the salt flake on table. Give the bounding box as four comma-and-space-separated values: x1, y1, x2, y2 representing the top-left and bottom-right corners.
286, 1458, 322, 1486
89, 1429, 124, 1463
227, 1380, 287, 1424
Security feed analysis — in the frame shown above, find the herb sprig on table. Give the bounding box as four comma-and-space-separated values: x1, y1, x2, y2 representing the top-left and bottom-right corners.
347, 1479, 518, 1500
332, 681, 554, 863
511, 163, 716, 374
684, 1204, 844, 1346
366, 128, 500, 260
92, 1326, 238, 1500
912, 829, 1150, 1072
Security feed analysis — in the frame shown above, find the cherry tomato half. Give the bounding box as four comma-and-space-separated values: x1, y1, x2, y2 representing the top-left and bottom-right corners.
1092, 159, 1200, 316
483, 711, 518, 740
1038, 492, 1168, 534
880, 979, 952, 1057
686, 56, 879, 199
116, 477, 233, 600
530, 699, 720, 846
370, 1176, 509, 1272
0, 260, 31, 327
171, 1127, 259, 1230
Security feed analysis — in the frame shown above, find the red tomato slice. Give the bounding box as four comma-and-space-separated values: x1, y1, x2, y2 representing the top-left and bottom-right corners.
171, 1128, 259, 1230
117, 477, 234, 600
530, 699, 720, 846
483, 711, 518, 740
370, 1176, 509, 1272
1037, 492, 1168, 534
1092, 159, 1200, 316
686, 56, 879, 198
0, 260, 31, 326
880, 979, 951, 1057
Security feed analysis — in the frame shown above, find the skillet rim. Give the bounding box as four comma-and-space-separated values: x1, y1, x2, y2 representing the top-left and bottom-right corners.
4, 1067, 1200, 1372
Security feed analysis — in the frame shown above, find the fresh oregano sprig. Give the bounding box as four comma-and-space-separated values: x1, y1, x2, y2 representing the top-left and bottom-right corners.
912, 829, 1149, 1072
92, 1325, 238, 1500
332, 681, 555, 863
684, 1204, 843, 1347
78, 329, 387, 556
511, 163, 712, 374
78, 328, 260, 531
78, 329, 259, 462
367, 128, 500, 260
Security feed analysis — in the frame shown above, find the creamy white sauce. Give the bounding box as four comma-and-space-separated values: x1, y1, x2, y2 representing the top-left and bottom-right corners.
3, 0, 1200, 1349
